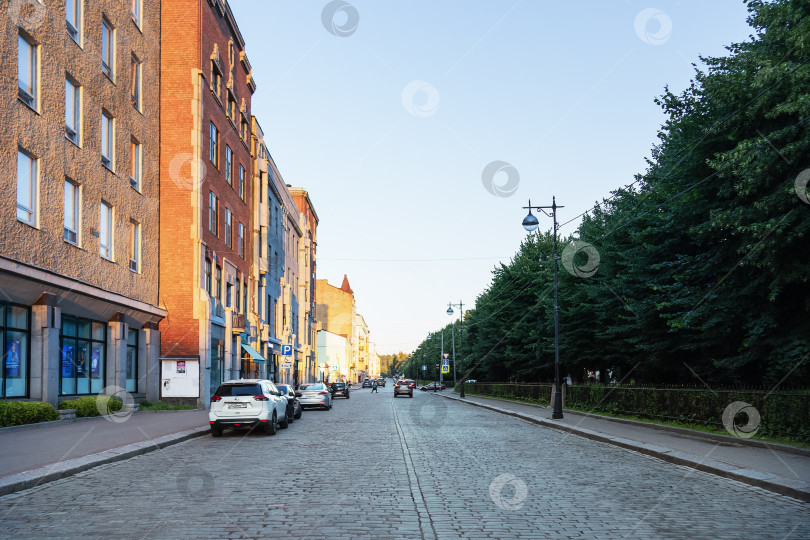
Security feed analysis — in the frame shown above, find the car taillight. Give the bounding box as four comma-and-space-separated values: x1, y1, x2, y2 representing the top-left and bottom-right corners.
409, 384, 415, 388
395, 384, 400, 388
295, 392, 302, 397
211, 395, 222, 402
317, 391, 327, 396
254, 395, 269, 401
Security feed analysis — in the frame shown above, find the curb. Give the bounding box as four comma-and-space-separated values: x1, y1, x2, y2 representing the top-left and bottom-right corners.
0, 426, 210, 497
443, 394, 810, 503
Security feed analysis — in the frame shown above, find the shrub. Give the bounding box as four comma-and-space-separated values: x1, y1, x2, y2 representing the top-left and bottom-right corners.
59, 396, 123, 417
0, 400, 59, 427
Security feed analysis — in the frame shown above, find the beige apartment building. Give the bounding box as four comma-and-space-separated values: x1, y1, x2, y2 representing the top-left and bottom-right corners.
0, 0, 163, 406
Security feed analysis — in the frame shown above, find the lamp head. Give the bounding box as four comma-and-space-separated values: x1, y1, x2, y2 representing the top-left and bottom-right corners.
522, 211, 539, 232
446, 306, 454, 316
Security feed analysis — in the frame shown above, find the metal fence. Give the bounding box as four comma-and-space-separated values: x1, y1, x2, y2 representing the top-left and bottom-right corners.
464, 382, 810, 441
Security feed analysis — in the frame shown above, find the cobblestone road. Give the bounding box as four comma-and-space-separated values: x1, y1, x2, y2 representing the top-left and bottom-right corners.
0, 387, 807, 539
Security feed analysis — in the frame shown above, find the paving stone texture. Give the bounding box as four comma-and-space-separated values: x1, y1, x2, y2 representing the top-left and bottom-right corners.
0, 388, 806, 539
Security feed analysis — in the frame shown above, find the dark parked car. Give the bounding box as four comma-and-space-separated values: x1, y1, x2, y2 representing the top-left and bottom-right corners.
276, 384, 303, 422
362, 379, 372, 388
330, 382, 350, 399
419, 382, 447, 391
376, 378, 386, 388
394, 379, 415, 397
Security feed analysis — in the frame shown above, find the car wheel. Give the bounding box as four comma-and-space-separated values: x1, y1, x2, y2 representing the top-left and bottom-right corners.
266, 412, 277, 435
346, 393, 350, 399
409, 393, 413, 398
393, 394, 397, 398
329, 401, 333, 410
211, 427, 223, 437
294, 407, 302, 419
280, 410, 289, 429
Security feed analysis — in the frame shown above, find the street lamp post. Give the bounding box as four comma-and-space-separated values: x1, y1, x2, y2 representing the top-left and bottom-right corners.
522, 198, 564, 420
446, 301, 464, 398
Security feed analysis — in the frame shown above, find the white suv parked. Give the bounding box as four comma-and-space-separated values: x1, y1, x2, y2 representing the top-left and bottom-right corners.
209, 379, 288, 436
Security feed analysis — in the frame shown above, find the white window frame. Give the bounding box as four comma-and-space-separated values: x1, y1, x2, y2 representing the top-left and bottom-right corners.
225, 209, 232, 248
238, 223, 245, 259
225, 145, 232, 185
18, 34, 37, 109
131, 0, 142, 28
99, 202, 113, 260
101, 112, 114, 169
16, 150, 38, 226
130, 139, 141, 190
209, 191, 218, 236
129, 221, 140, 272
101, 18, 114, 79
65, 77, 80, 144
130, 54, 141, 110
66, 0, 82, 44
64, 180, 80, 245
209, 122, 218, 166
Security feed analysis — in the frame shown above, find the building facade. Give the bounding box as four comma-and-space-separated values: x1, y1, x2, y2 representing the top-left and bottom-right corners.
0, 0, 163, 406
159, 0, 256, 406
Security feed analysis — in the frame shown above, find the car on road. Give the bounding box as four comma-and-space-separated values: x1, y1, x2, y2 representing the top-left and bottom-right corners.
465, 379, 478, 383
376, 378, 386, 387
209, 379, 288, 436
393, 379, 415, 397
419, 382, 447, 391
296, 383, 333, 410
330, 381, 350, 399
276, 384, 303, 422
362, 379, 372, 388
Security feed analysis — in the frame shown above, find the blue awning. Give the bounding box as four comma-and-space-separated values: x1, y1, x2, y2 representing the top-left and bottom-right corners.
241, 343, 266, 363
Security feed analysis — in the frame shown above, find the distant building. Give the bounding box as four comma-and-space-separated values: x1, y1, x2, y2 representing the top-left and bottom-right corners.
0, 0, 163, 406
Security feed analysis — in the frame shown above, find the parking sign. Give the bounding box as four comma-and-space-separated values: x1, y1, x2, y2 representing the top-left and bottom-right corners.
281, 344, 292, 356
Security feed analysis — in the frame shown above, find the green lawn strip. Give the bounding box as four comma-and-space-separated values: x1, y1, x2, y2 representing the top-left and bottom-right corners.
457, 390, 810, 449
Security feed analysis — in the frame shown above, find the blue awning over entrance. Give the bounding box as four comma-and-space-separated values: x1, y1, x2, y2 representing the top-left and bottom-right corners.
241, 343, 266, 363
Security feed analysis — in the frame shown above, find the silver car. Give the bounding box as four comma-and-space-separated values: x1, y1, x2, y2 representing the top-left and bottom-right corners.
296, 383, 333, 410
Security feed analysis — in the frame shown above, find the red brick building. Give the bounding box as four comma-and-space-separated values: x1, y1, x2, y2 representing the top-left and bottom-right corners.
159, 0, 256, 405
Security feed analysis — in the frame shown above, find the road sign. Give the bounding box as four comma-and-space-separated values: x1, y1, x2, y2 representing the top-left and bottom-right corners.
441, 358, 449, 366
422, 365, 427, 371
443, 353, 450, 359
281, 344, 292, 356
280, 362, 292, 369
441, 365, 450, 374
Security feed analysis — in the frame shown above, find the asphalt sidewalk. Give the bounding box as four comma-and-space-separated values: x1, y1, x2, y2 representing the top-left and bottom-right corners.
440, 392, 810, 502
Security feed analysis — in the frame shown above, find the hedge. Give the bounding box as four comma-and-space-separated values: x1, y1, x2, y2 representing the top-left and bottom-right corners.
0, 400, 59, 427
59, 396, 123, 418
465, 383, 810, 442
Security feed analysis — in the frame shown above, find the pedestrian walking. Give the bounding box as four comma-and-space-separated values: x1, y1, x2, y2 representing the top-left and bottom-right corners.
371, 381, 378, 393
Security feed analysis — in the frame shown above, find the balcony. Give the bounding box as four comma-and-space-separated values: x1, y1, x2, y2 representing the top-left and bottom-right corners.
232, 313, 246, 334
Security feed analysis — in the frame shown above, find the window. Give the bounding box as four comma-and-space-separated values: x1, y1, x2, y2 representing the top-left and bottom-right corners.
66, 0, 81, 42
0, 302, 30, 398
130, 55, 141, 110
130, 139, 141, 189
235, 280, 241, 312
101, 112, 114, 169
226, 282, 232, 308
241, 119, 248, 141
101, 19, 114, 78
238, 165, 245, 200
65, 78, 80, 143
205, 259, 212, 296
243, 282, 248, 315
64, 180, 79, 244
211, 62, 221, 101
18, 34, 37, 109
225, 209, 232, 248
225, 146, 232, 185
131, 0, 142, 27
227, 95, 235, 122
126, 329, 138, 393
129, 221, 140, 272
238, 223, 245, 258
60, 316, 106, 396
99, 202, 113, 259
16, 150, 37, 226
215, 265, 222, 302
208, 191, 218, 235
209, 122, 218, 166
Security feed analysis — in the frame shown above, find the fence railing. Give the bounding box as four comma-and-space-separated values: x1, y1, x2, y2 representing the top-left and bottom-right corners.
464, 383, 810, 441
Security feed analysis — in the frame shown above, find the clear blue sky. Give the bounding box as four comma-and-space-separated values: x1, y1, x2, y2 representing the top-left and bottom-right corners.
228, 0, 754, 354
